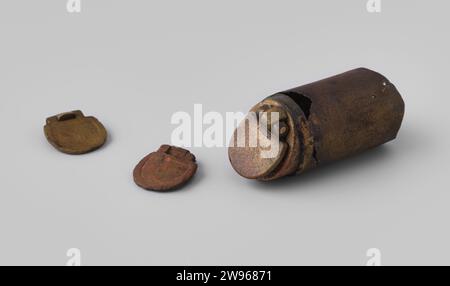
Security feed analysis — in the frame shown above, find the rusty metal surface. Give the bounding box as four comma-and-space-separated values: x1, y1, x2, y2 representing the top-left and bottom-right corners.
44, 110, 107, 155
228, 68, 405, 181
133, 145, 197, 191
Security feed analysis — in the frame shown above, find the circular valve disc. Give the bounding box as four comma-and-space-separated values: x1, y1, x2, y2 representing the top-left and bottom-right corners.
228, 113, 287, 179
44, 110, 107, 155
133, 145, 197, 191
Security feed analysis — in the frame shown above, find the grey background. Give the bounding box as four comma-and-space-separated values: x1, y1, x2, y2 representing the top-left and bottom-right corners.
0, 0, 448, 265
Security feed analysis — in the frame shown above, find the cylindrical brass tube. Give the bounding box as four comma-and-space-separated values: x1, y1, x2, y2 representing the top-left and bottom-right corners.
228, 68, 405, 181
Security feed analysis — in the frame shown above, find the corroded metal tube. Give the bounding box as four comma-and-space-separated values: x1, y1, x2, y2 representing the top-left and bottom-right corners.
228, 68, 405, 181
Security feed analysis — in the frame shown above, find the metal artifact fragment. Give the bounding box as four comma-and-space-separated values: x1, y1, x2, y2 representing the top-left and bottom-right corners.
133, 145, 198, 191
228, 68, 405, 181
44, 110, 107, 155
